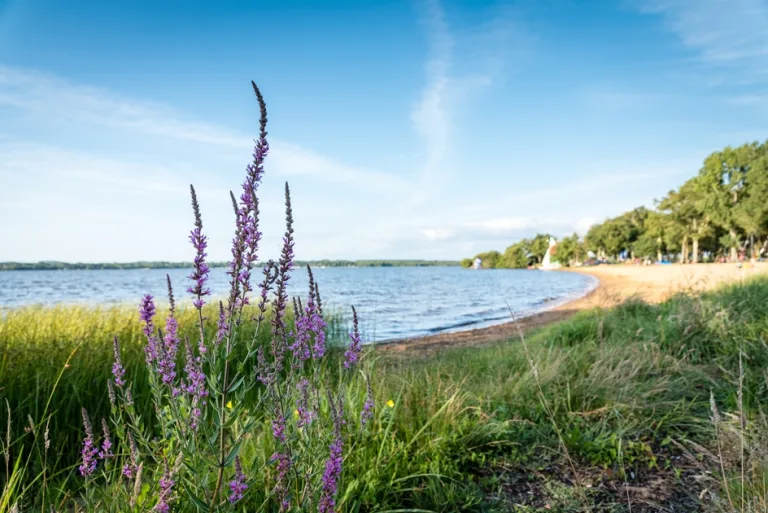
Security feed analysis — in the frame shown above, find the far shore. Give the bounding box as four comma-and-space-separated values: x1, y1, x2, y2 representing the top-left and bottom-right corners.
379, 262, 768, 355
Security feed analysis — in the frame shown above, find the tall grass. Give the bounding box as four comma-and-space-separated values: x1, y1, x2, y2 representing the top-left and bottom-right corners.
3, 276, 768, 510
0, 304, 346, 478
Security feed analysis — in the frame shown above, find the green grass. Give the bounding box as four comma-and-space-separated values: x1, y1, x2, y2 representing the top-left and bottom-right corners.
4, 277, 768, 511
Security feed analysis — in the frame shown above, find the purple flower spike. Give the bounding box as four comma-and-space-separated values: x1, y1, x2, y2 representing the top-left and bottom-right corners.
319, 436, 343, 513
98, 418, 113, 459
139, 295, 159, 364
154, 463, 175, 513
183, 338, 208, 430
215, 301, 228, 346
122, 431, 138, 478
270, 452, 291, 511
79, 409, 98, 477
232, 82, 269, 307
361, 374, 374, 426
112, 336, 126, 387
270, 183, 295, 367
157, 280, 180, 385
187, 185, 211, 310
344, 306, 362, 369
271, 409, 286, 444
107, 380, 116, 406
319, 397, 345, 513
228, 456, 248, 504
295, 378, 316, 428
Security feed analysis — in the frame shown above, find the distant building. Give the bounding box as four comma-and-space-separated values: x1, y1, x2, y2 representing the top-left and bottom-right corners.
473, 257, 482, 270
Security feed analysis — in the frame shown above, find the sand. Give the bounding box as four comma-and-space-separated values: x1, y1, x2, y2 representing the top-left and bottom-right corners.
379, 262, 768, 355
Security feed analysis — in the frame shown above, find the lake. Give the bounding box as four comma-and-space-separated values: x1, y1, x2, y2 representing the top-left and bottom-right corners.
0, 267, 597, 342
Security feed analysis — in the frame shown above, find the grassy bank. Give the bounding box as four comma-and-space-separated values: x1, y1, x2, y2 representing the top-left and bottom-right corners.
3, 277, 768, 511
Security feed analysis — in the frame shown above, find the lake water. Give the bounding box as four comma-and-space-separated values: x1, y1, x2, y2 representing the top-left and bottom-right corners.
0, 267, 597, 342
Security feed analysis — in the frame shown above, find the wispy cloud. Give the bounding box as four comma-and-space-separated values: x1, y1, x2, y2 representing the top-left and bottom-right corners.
0, 65, 411, 195
639, 0, 768, 71
0, 66, 249, 148
411, 0, 453, 196
410, 0, 523, 200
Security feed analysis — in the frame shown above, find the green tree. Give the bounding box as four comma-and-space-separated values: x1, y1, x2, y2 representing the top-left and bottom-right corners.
732, 142, 768, 257
554, 233, 583, 265
632, 211, 672, 261
528, 234, 554, 264
473, 251, 502, 269
501, 241, 530, 268
694, 143, 759, 261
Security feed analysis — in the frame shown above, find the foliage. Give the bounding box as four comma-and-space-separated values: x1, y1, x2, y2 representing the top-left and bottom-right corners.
465, 140, 768, 265
7, 268, 768, 510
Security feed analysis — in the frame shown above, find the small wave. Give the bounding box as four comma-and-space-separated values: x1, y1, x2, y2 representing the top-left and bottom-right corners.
426, 313, 512, 334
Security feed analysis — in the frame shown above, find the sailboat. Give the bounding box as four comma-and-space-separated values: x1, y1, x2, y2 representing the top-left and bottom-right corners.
540, 237, 562, 270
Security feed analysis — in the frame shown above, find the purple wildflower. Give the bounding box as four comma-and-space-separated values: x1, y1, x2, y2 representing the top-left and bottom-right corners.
228, 456, 248, 504
183, 338, 208, 429
112, 336, 126, 387
295, 378, 316, 428
98, 418, 113, 459
270, 452, 291, 511
227, 191, 247, 312
154, 463, 175, 513
107, 380, 116, 407
270, 183, 295, 367
187, 184, 211, 310
319, 400, 344, 513
344, 306, 362, 369
121, 432, 138, 479
79, 409, 98, 477
139, 295, 159, 364
255, 347, 274, 387
305, 266, 327, 358
255, 261, 276, 324
156, 281, 180, 385
361, 374, 374, 426
289, 308, 312, 362
313, 279, 324, 318
215, 301, 228, 346
271, 408, 286, 444
289, 266, 328, 361
233, 82, 269, 306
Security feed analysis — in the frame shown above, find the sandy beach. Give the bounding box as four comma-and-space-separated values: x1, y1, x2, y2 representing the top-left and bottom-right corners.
380, 262, 768, 354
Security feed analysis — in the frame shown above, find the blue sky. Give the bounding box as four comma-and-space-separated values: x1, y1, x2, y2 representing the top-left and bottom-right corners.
1, 0, 766, 262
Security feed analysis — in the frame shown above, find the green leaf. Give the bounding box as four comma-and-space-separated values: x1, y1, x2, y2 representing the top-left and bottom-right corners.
223, 441, 242, 467
184, 483, 210, 512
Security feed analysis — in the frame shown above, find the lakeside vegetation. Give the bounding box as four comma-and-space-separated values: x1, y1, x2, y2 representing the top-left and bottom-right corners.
0, 260, 459, 271
4, 274, 768, 510
465, 140, 768, 268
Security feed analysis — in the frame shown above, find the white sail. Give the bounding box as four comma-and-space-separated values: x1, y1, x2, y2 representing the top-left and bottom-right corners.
540, 237, 562, 270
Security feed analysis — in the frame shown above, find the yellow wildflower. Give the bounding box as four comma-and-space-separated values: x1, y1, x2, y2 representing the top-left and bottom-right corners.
293, 409, 300, 419
226, 400, 233, 410
386, 399, 395, 408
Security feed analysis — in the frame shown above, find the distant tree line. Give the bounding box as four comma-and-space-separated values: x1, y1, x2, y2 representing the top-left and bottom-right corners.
464, 140, 768, 268
0, 259, 460, 271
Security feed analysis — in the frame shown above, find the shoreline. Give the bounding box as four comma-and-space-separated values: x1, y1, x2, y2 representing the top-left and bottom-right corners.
378, 262, 768, 355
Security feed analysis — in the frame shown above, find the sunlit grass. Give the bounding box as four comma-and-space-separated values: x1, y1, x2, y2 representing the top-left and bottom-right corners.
4, 277, 768, 510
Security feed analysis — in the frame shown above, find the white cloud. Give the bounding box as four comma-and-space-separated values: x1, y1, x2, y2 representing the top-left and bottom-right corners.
411, 0, 453, 195
0, 65, 411, 195
639, 0, 768, 71
422, 227, 455, 240
409, 0, 522, 201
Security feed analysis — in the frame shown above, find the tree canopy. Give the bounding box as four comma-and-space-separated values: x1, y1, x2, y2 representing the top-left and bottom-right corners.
465, 140, 768, 268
